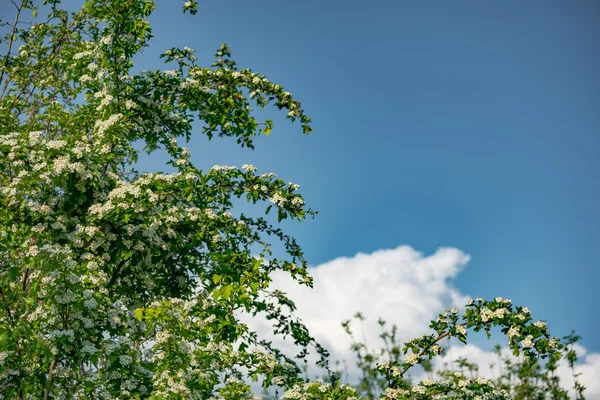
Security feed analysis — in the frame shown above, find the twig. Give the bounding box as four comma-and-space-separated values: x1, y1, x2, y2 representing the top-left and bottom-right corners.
43, 359, 56, 400
0, 0, 25, 100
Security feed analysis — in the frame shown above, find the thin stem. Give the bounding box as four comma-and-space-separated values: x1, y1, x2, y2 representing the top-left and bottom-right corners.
43, 358, 56, 400
400, 322, 468, 377
0, 0, 25, 100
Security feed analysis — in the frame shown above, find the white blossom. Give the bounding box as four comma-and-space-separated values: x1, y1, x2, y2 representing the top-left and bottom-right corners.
404, 353, 419, 365
242, 164, 257, 172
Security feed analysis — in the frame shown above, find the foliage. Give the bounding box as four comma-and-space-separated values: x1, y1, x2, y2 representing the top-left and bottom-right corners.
339, 309, 586, 400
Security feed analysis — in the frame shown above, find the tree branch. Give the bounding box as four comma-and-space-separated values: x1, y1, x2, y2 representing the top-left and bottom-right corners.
0, 0, 25, 100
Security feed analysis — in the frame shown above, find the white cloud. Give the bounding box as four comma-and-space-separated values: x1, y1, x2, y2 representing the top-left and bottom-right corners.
241, 245, 600, 398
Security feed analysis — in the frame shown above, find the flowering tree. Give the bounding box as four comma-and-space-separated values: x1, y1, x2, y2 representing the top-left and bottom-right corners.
0, 1, 577, 399
1, 0, 331, 398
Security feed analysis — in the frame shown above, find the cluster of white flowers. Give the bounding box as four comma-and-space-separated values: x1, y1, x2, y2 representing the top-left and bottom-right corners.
49, 329, 75, 341
281, 380, 357, 400
533, 320, 547, 329
47, 140, 67, 149
422, 378, 436, 386
476, 376, 490, 385
108, 182, 142, 201
52, 155, 87, 178
73, 51, 92, 60
211, 165, 237, 171
495, 297, 511, 303
204, 208, 218, 220
457, 379, 469, 388
507, 325, 520, 339
515, 313, 526, 321
0, 352, 10, 366
56, 290, 76, 304
241, 164, 257, 172
404, 353, 420, 365
100, 34, 112, 45
94, 113, 123, 136
412, 385, 426, 394
179, 78, 200, 89
382, 387, 410, 399
81, 341, 97, 354
72, 140, 92, 158
76, 224, 99, 237
94, 88, 114, 110
88, 202, 115, 217
79, 74, 93, 83
269, 193, 287, 207
83, 298, 98, 309
291, 196, 305, 206
174, 158, 188, 166
25, 244, 39, 257
521, 335, 535, 348
480, 306, 509, 322
119, 355, 133, 366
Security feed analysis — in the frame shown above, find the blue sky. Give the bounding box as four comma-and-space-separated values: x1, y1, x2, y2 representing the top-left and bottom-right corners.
136, 0, 600, 351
